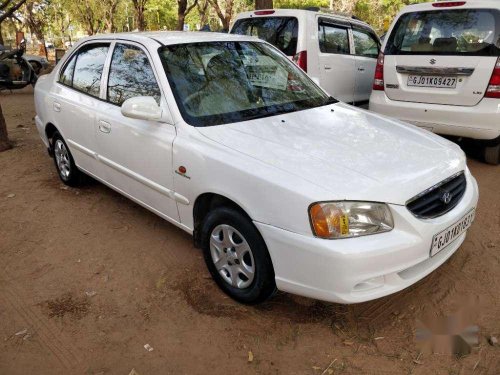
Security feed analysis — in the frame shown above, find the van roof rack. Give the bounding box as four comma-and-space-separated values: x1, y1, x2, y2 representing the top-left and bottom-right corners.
303, 6, 363, 21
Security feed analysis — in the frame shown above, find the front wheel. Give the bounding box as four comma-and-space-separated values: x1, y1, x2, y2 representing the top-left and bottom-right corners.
201, 207, 276, 304
484, 144, 500, 165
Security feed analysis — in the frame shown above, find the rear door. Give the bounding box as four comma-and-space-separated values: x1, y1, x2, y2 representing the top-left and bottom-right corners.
383, 7, 500, 106
317, 18, 355, 102
352, 27, 380, 102
53, 42, 110, 174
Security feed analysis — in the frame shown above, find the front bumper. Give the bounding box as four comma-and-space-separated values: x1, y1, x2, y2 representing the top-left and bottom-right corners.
256, 172, 479, 304
369, 91, 500, 141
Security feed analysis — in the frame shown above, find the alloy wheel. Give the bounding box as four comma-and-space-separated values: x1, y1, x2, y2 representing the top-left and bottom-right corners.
54, 139, 71, 179
209, 224, 255, 289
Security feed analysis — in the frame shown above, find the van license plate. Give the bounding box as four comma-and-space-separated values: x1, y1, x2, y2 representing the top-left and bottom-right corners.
407, 75, 457, 88
430, 208, 475, 257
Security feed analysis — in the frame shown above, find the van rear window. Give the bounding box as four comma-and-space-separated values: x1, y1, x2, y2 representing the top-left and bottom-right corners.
231, 17, 298, 56
385, 9, 500, 56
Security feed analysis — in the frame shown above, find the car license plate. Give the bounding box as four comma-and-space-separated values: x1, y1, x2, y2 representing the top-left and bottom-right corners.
407, 75, 457, 88
430, 208, 475, 257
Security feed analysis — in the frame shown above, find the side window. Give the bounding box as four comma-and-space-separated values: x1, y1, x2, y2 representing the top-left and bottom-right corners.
107, 43, 161, 106
353, 29, 379, 58
319, 23, 350, 54
72, 44, 110, 97
59, 54, 77, 86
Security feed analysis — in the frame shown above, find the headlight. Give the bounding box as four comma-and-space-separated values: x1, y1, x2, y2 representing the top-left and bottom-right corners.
309, 201, 393, 239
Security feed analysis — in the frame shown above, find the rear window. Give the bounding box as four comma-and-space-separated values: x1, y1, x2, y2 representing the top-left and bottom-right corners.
385, 9, 500, 56
231, 17, 298, 56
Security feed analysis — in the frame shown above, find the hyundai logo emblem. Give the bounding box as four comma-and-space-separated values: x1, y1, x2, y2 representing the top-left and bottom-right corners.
430, 58, 436, 65
441, 191, 453, 204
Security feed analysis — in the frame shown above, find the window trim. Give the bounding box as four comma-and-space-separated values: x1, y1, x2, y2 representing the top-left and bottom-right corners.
56, 41, 112, 100
318, 20, 351, 56
351, 27, 381, 59
103, 41, 163, 107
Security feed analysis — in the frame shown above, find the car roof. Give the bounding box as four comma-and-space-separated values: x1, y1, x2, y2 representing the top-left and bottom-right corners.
233, 8, 373, 30
398, 0, 500, 12
80, 31, 259, 46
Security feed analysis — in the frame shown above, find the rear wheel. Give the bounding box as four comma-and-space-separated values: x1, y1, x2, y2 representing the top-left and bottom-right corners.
52, 132, 84, 186
201, 207, 276, 304
484, 144, 500, 165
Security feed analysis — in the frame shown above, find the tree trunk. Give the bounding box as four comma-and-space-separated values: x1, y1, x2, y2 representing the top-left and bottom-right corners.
135, 10, 145, 31
177, 13, 185, 31
0, 24, 4, 46
0, 102, 12, 152
255, 0, 272, 10
197, 0, 209, 29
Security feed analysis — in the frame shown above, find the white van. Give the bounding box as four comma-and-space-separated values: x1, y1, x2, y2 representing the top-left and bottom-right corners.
369, 1, 500, 164
230, 8, 381, 104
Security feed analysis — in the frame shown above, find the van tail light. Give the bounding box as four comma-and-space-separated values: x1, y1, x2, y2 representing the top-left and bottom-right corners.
373, 52, 384, 91
432, 1, 466, 7
293, 50, 307, 72
254, 10, 275, 15
485, 57, 500, 98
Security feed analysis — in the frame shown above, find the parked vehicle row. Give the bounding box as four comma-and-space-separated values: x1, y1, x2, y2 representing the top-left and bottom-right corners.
34, 31, 478, 304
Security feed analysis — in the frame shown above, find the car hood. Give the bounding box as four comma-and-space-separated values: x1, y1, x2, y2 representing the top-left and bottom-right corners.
196, 103, 465, 205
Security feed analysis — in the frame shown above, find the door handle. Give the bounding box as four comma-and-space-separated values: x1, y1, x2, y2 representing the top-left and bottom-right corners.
98, 120, 111, 134
358, 67, 365, 72
53, 102, 61, 112
324, 65, 332, 70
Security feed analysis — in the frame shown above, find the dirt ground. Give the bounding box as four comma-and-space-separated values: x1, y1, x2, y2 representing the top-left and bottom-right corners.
0, 87, 499, 375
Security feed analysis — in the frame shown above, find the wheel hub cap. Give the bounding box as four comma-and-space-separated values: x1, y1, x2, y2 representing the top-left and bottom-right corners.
54, 140, 71, 179
209, 224, 255, 289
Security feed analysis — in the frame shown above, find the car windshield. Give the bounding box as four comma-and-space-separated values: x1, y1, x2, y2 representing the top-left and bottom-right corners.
230, 17, 298, 56
158, 41, 329, 127
385, 9, 500, 56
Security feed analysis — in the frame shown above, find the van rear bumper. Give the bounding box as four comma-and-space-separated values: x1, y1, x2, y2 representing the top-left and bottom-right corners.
369, 91, 500, 141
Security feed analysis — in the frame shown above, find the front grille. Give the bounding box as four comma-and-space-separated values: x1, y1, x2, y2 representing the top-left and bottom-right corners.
406, 172, 466, 219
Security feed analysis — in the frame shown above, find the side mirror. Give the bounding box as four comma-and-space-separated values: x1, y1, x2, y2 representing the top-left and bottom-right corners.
121, 96, 162, 121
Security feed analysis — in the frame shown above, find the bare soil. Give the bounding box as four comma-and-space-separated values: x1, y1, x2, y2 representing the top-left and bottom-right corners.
0, 88, 499, 374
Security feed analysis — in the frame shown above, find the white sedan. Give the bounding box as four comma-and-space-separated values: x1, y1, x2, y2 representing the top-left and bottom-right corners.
34, 32, 478, 304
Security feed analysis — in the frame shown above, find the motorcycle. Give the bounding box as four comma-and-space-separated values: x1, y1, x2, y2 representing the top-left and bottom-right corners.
0, 40, 37, 91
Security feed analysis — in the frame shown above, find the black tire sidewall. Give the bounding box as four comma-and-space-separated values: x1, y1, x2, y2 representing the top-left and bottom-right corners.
201, 207, 276, 304
484, 144, 500, 165
52, 132, 82, 186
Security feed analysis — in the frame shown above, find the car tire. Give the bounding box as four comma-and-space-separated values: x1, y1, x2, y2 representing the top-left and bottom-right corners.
51, 132, 84, 187
484, 144, 500, 165
201, 206, 277, 304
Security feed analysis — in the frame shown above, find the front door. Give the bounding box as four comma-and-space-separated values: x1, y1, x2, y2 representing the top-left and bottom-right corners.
94, 42, 179, 222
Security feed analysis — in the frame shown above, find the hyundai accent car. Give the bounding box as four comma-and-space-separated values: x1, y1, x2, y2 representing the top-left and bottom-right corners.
34, 32, 478, 304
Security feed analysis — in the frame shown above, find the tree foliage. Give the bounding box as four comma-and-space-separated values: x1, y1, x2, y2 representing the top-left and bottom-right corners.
0, 0, 432, 47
